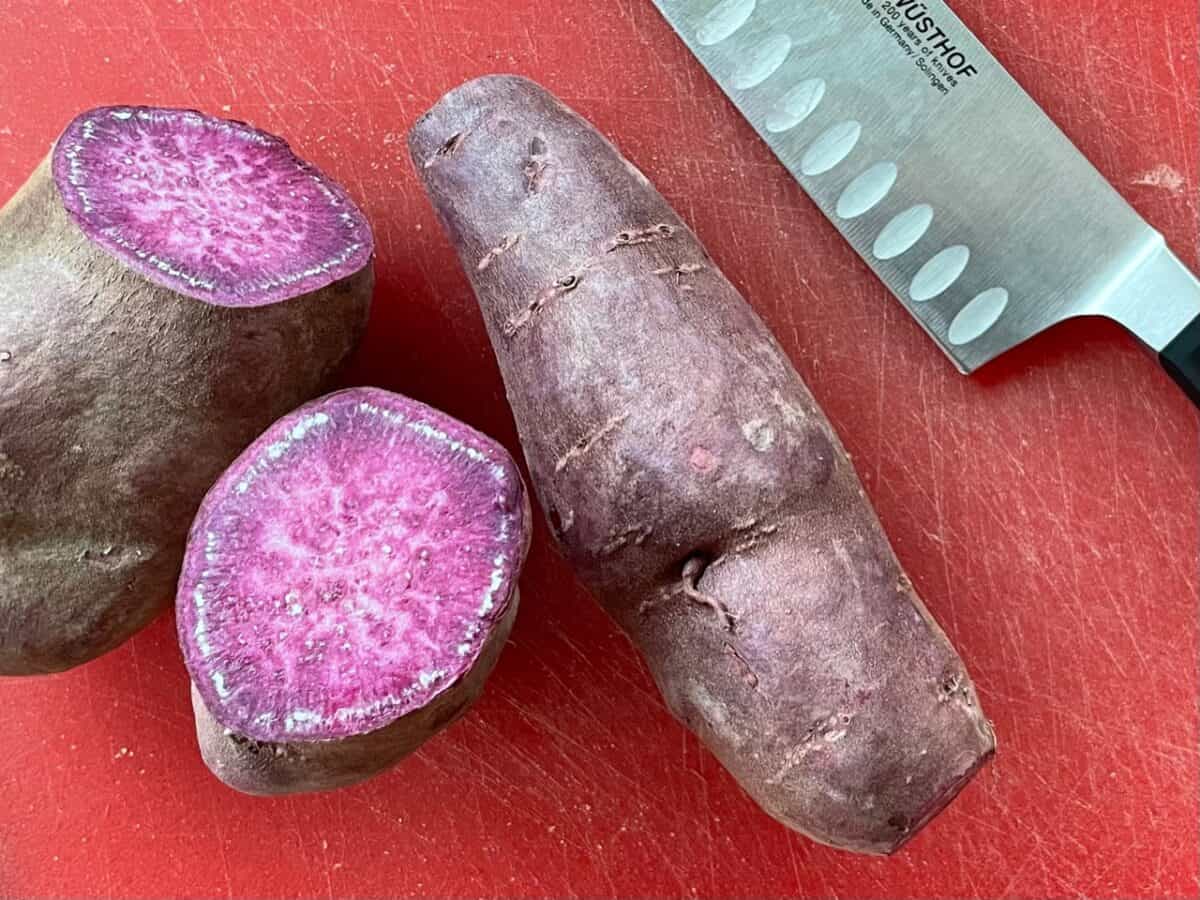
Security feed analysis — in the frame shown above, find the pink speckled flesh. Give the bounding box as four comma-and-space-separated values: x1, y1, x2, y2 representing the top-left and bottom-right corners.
176, 389, 528, 741
51, 106, 373, 307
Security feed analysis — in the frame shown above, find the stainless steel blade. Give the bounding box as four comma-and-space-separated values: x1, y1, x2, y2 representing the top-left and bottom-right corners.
652, 0, 1200, 373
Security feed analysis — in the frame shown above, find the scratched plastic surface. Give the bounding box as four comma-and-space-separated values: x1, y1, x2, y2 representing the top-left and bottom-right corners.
0, 2, 1196, 898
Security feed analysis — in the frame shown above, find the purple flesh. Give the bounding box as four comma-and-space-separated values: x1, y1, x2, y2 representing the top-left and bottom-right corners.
51, 106, 373, 307
176, 388, 529, 742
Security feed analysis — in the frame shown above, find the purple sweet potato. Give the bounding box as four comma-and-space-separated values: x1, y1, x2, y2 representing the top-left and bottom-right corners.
0, 106, 374, 675
410, 76, 995, 855
177, 388, 531, 795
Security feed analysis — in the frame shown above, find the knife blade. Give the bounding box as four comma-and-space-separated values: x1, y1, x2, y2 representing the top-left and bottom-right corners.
651, 0, 1200, 405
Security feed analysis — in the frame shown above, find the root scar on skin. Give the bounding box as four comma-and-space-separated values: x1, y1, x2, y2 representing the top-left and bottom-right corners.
504, 273, 582, 336
681, 556, 736, 632
600, 524, 653, 556
938, 672, 975, 708
425, 131, 468, 168
555, 413, 629, 473
730, 523, 779, 555
503, 227, 686, 337
477, 233, 522, 272
653, 262, 705, 286
524, 159, 550, 193
608, 223, 677, 252
638, 552, 750, 628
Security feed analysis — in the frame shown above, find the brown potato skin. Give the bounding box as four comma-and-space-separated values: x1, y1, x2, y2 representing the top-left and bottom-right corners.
0, 158, 373, 675
190, 591, 518, 796
410, 75, 995, 855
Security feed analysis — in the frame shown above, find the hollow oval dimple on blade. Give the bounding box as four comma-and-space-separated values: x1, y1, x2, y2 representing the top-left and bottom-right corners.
696, 0, 757, 46
801, 121, 863, 176
874, 205, 935, 261
731, 34, 792, 89
911, 245, 971, 302
838, 162, 899, 219
766, 78, 827, 133
950, 288, 1010, 345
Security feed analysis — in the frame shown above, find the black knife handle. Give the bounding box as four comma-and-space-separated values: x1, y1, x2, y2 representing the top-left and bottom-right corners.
1161, 315, 1200, 408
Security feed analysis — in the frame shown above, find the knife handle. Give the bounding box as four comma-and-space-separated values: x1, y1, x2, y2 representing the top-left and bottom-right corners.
1161, 315, 1200, 408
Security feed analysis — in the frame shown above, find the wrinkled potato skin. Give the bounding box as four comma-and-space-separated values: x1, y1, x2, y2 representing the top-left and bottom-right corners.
0, 158, 373, 675
191, 591, 519, 796
411, 76, 995, 855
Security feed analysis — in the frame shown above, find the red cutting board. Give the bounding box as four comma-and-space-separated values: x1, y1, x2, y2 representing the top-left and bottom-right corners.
1, 2, 1197, 898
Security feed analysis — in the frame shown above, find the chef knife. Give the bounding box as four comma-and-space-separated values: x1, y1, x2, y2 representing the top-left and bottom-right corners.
650, 0, 1200, 406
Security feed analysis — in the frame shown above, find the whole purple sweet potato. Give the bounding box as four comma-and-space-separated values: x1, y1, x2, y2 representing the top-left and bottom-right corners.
410, 75, 995, 855
0, 107, 374, 675
177, 388, 531, 795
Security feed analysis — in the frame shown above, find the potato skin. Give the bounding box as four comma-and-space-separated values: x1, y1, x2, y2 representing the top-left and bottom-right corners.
411, 75, 995, 854
0, 158, 373, 675
190, 593, 518, 796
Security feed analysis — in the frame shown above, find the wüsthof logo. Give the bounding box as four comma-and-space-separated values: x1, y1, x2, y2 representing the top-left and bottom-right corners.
860, 0, 980, 94
891, 0, 979, 78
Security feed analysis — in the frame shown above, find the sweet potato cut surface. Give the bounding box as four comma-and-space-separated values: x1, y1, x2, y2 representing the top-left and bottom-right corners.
53, 106, 372, 306
179, 388, 530, 742
0, 106, 373, 675
178, 388, 530, 794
